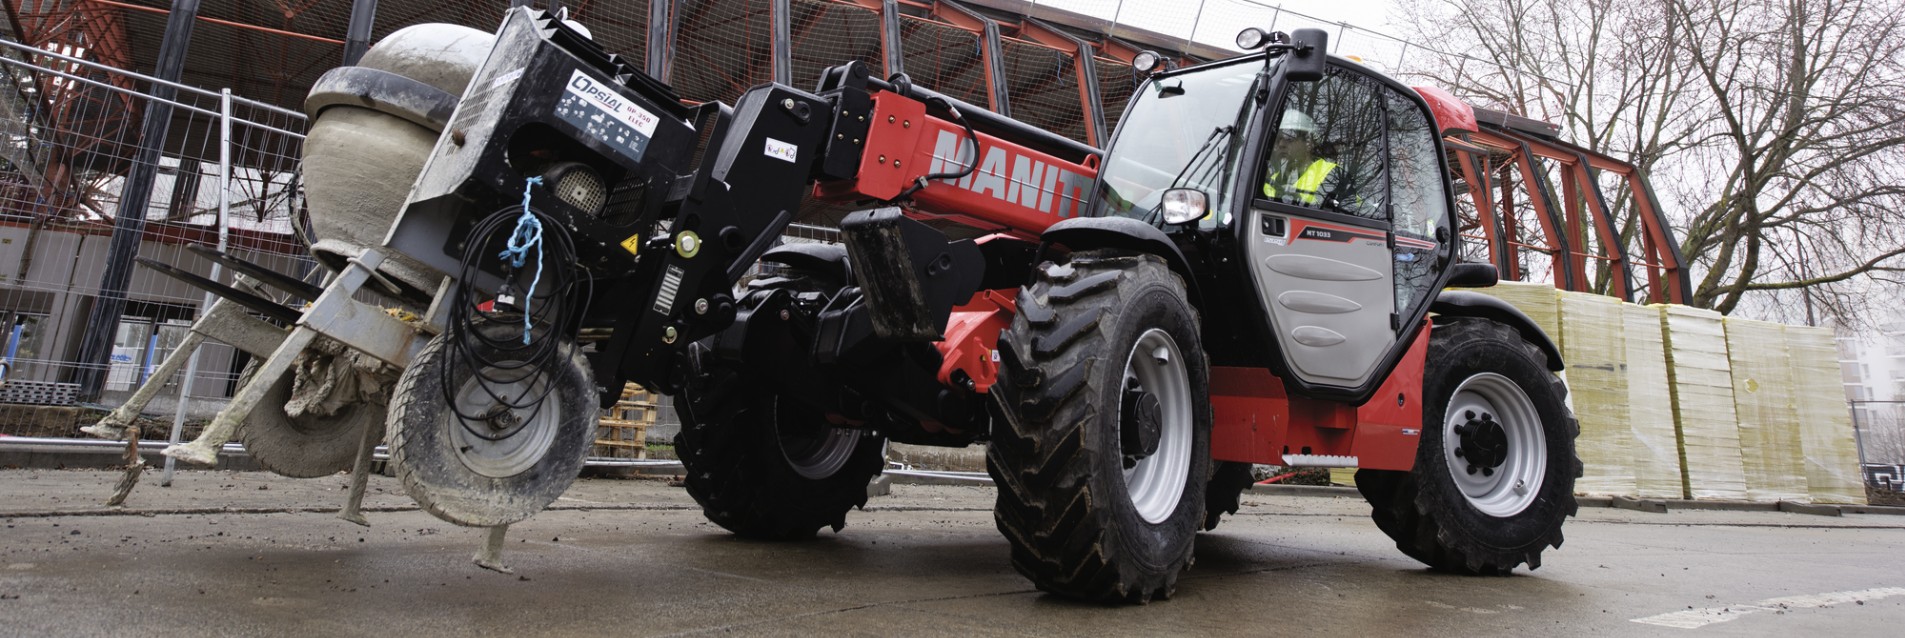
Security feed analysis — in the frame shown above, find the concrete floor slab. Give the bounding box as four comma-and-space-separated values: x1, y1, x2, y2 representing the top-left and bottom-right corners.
2, 470, 1902, 636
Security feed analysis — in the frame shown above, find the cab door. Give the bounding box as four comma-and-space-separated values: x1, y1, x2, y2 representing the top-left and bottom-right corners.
1242, 66, 1397, 391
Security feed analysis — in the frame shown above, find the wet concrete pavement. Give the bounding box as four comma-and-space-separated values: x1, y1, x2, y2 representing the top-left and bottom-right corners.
2, 469, 1903, 636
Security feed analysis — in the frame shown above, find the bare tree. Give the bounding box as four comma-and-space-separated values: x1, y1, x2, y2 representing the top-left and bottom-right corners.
1856, 402, 1905, 466
1393, 0, 1905, 322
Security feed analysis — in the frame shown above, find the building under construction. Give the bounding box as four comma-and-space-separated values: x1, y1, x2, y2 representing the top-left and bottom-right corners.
0, 0, 1684, 412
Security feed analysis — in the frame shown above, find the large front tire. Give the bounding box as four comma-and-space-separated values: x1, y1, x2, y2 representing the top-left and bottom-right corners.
1357, 317, 1580, 573
989, 252, 1212, 603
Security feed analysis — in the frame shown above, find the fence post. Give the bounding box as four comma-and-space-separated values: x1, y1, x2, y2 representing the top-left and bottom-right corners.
72, 0, 202, 401
1185, 0, 1208, 51
161, 88, 232, 486
647, 0, 677, 83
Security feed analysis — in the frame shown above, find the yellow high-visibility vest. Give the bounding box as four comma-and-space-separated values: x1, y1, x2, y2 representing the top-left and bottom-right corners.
1263, 159, 1338, 205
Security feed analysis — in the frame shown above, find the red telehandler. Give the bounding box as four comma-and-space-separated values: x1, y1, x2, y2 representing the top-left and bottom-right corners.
269, 9, 1581, 603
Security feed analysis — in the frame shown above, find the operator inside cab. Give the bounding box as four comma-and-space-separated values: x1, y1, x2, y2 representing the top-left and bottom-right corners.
1262, 109, 1339, 207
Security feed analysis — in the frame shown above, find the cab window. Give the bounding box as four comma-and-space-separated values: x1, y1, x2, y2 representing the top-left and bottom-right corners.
1385, 87, 1450, 315
1261, 69, 1387, 220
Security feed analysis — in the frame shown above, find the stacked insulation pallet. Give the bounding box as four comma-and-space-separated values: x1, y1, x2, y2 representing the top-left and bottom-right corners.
1475, 282, 1864, 504
595, 383, 659, 459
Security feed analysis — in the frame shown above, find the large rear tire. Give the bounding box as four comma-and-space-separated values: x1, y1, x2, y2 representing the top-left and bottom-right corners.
1356, 317, 1580, 573
236, 361, 386, 479
1202, 461, 1256, 531
675, 258, 887, 540
675, 348, 887, 539
388, 323, 596, 527
989, 252, 1211, 603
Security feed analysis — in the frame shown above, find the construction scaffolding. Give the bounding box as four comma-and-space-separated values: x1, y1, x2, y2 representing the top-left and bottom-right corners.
1, 0, 1688, 431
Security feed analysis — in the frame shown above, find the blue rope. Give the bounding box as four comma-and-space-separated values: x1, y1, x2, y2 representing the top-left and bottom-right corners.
498, 176, 544, 344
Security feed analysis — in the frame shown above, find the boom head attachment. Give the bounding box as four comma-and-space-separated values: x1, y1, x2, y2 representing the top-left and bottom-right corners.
387, 7, 714, 298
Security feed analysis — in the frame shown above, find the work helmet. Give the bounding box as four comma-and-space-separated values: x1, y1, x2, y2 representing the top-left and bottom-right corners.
1278, 109, 1318, 137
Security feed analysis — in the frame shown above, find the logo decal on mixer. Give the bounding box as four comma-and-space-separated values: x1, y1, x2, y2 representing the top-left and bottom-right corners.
556, 69, 659, 161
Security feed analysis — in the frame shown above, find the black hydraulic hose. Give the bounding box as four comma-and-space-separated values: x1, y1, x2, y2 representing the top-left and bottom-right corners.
897, 95, 980, 201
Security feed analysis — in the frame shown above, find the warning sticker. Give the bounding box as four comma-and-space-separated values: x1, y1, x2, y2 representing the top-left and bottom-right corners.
556, 69, 660, 161
619, 233, 641, 257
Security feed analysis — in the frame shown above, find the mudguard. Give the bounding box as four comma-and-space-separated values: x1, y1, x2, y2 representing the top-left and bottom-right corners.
1430, 290, 1565, 371
1039, 217, 1202, 309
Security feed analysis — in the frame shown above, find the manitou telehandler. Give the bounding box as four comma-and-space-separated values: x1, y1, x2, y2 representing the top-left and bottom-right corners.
118, 7, 1578, 603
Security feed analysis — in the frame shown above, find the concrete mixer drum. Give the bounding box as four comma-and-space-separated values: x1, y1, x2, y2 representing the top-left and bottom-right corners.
301, 23, 495, 299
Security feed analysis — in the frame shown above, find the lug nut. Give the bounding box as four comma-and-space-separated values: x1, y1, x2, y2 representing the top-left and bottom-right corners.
1465, 410, 1476, 420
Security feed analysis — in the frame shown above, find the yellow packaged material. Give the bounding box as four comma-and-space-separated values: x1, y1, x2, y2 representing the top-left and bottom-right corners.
1329, 468, 1357, 487
1784, 326, 1866, 504
1658, 305, 1747, 500
1723, 318, 1808, 502
1467, 281, 1561, 340
1558, 292, 1633, 496
1623, 304, 1682, 499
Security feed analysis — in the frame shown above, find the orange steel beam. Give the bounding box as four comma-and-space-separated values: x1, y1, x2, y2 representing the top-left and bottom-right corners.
1495, 160, 1522, 281
1495, 127, 1684, 303
1012, 18, 1104, 146
87, 0, 345, 45
1457, 120, 1686, 303
930, 1, 1005, 114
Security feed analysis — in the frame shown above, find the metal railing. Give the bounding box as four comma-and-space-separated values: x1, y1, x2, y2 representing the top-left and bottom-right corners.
0, 35, 313, 434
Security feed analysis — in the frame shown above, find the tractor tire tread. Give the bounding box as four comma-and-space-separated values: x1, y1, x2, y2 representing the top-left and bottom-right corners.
988, 252, 1210, 604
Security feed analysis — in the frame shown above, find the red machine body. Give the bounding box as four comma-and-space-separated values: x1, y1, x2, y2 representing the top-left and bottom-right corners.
815, 92, 1101, 238
809, 85, 1427, 470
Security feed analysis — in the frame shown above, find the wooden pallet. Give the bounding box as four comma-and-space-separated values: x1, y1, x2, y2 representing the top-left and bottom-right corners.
594, 382, 658, 459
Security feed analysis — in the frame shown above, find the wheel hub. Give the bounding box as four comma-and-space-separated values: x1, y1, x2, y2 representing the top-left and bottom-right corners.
1453, 409, 1509, 476
1121, 329, 1191, 525
1121, 379, 1163, 468
448, 364, 560, 479
1440, 372, 1547, 518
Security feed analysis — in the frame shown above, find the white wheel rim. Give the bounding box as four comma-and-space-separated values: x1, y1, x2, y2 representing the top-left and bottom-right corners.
448, 361, 561, 478
773, 396, 859, 480
1122, 328, 1192, 524
1441, 372, 1545, 517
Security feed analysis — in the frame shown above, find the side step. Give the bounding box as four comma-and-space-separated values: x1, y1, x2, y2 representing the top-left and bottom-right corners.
1281, 454, 1359, 468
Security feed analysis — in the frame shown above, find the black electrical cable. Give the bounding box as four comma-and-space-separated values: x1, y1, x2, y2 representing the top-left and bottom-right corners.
439, 203, 592, 442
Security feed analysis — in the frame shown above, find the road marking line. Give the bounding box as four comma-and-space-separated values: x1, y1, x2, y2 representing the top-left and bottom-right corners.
1631, 586, 1905, 629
